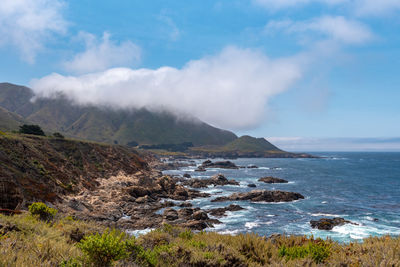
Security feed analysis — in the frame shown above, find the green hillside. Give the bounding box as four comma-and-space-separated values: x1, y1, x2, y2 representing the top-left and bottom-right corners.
0, 107, 26, 132
222, 135, 281, 152
0, 83, 237, 146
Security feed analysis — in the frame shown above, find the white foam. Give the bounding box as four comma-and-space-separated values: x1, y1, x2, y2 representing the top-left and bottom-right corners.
126, 228, 154, 237
120, 214, 131, 220
245, 222, 259, 229
253, 199, 302, 204
311, 213, 345, 217
217, 229, 241, 235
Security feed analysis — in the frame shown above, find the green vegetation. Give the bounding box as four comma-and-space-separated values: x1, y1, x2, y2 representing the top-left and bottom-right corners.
78, 229, 131, 266
53, 132, 65, 139
1, 213, 399, 267
19, 124, 45, 136
140, 142, 194, 152
278, 240, 331, 263
28, 202, 57, 221
222, 135, 280, 152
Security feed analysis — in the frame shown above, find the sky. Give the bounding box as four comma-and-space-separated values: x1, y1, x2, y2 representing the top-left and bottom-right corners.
0, 0, 399, 150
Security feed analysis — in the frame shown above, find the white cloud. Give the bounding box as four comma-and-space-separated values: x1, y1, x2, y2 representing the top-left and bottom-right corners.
158, 15, 180, 41
254, 0, 400, 16
266, 16, 373, 44
0, 0, 67, 63
63, 32, 141, 74
31, 47, 303, 130
355, 0, 400, 16
253, 0, 311, 9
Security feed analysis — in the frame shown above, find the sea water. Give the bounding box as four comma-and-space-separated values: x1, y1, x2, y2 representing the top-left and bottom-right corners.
163, 152, 400, 243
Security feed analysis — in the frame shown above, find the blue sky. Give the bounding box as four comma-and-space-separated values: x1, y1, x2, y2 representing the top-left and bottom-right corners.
0, 0, 399, 150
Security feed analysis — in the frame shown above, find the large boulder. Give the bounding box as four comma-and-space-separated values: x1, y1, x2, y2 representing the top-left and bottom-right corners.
207, 204, 245, 217
310, 218, 357, 230
211, 190, 304, 203
258, 177, 288, 183
201, 160, 239, 169
163, 208, 179, 221
182, 174, 239, 188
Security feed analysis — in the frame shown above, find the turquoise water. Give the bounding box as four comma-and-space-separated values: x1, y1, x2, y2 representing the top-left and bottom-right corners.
163, 152, 400, 243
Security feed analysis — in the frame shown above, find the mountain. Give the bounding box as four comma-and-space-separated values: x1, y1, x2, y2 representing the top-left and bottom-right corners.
0, 82, 237, 146
189, 135, 313, 158
0, 106, 26, 132
222, 135, 280, 152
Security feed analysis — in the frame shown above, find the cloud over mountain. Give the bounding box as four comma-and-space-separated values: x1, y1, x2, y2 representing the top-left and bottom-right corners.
31, 47, 303, 130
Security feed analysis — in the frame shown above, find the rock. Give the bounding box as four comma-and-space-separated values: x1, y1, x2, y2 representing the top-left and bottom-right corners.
258, 177, 288, 184
211, 190, 304, 203
207, 204, 245, 217
195, 166, 206, 172
178, 202, 193, 207
69, 228, 85, 242
183, 173, 191, 178
247, 184, 257, 188
163, 208, 179, 221
247, 165, 258, 169
183, 220, 210, 230
178, 208, 195, 217
310, 218, 357, 230
192, 210, 209, 220
128, 186, 151, 198
182, 174, 239, 188
201, 160, 239, 169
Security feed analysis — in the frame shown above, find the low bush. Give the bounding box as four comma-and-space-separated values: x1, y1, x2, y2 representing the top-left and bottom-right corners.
28, 202, 57, 221
77, 229, 130, 267
53, 132, 65, 139
278, 240, 331, 263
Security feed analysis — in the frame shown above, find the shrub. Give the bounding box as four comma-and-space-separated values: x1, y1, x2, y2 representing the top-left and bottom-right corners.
278, 241, 331, 264
178, 229, 193, 240
53, 132, 65, 139
19, 124, 45, 136
28, 202, 57, 221
78, 229, 130, 267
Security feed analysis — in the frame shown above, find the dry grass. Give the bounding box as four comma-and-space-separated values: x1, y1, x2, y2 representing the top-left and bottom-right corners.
1, 213, 399, 267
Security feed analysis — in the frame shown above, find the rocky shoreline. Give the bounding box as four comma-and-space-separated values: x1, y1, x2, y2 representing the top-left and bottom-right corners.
54, 157, 307, 232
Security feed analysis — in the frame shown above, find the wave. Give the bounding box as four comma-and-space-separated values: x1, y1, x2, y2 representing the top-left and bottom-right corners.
245, 222, 259, 229
258, 167, 283, 170
310, 213, 346, 217
126, 228, 154, 237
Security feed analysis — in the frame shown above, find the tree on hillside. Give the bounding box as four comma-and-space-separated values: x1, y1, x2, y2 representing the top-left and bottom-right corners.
19, 124, 45, 136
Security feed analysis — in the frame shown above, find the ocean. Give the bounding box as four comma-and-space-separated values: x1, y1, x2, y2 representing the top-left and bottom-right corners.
162, 152, 400, 243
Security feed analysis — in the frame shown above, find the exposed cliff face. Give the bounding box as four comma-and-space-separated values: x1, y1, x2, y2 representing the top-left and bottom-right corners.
0, 133, 149, 209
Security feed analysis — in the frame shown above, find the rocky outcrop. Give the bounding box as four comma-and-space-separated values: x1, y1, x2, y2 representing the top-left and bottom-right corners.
201, 160, 239, 169
195, 166, 206, 172
153, 161, 195, 171
207, 204, 245, 217
211, 190, 304, 203
59, 173, 212, 230
182, 174, 239, 188
258, 177, 288, 183
162, 207, 221, 230
310, 218, 357, 230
